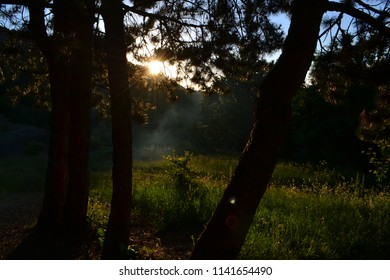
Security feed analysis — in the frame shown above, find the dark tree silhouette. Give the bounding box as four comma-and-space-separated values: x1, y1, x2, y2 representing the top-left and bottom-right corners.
191, 0, 390, 259
29, 1, 94, 232
1, 0, 94, 232
100, 0, 133, 259
191, 0, 328, 259
63, 0, 94, 231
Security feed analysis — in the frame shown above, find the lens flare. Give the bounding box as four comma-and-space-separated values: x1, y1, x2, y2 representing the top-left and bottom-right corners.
148, 60, 163, 75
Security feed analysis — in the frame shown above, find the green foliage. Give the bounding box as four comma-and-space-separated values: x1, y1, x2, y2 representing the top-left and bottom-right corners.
284, 86, 370, 172
1, 154, 389, 259
134, 151, 217, 231
365, 139, 390, 187
133, 156, 390, 259
360, 94, 390, 187
193, 77, 257, 153
271, 161, 341, 188
189, 155, 237, 179
241, 185, 390, 259
133, 181, 213, 232
88, 155, 389, 259
165, 151, 197, 194
309, 27, 390, 185
203, 1, 284, 82
0, 28, 50, 110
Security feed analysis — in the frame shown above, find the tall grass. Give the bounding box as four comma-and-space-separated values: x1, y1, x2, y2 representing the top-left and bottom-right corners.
86, 154, 389, 259
87, 154, 389, 259
3, 153, 387, 259
240, 185, 389, 259
132, 152, 223, 232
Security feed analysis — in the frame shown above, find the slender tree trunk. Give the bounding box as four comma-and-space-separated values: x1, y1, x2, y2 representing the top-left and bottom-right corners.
101, 0, 133, 259
38, 61, 71, 229
31, 1, 73, 229
191, 0, 327, 259
64, 0, 94, 232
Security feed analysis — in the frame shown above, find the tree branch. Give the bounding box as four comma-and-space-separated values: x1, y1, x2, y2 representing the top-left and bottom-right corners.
319, 12, 344, 39
27, 0, 51, 58
122, 3, 208, 29
355, 0, 390, 18
327, 1, 390, 37
0, 0, 53, 8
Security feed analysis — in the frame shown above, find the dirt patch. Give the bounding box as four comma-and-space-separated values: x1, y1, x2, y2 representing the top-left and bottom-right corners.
0, 192, 43, 259
126, 224, 194, 259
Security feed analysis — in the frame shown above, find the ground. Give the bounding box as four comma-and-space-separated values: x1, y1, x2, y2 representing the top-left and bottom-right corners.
0, 192, 193, 260
0, 192, 42, 259
0, 116, 193, 259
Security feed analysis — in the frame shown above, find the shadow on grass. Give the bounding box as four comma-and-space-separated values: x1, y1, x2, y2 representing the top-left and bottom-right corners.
6, 226, 101, 260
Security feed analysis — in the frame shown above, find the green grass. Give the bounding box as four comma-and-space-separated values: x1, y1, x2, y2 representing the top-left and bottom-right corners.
132, 167, 223, 233
87, 154, 389, 259
189, 155, 237, 179
240, 185, 390, 259
1, 153, 389, 259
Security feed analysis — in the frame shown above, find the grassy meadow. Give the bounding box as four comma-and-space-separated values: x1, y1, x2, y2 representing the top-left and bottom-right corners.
1, 152, 389, 259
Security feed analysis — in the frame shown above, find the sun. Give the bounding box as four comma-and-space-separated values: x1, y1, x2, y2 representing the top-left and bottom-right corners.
148, 60, 164, 75
144, 59, 177, 79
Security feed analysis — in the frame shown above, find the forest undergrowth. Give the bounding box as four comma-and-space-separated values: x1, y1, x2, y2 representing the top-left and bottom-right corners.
88, 152, 390, 259
1, 153, 389, 259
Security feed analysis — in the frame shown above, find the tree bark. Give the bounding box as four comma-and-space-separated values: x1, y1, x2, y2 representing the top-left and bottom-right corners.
38, 60, 71, 229
101, 0, 133, 259
191, 0, 327, 259
32, 1, 73, 229
64, 0, 94, 232
28, 0, 94, 231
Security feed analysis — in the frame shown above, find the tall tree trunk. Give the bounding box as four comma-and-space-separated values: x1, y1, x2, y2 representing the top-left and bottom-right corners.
64, 0, 94, 232
30, 1, 73, 229
101, 0, 133, 259
38, 61, 71, 229
29, 0, 94, 231
191, 0, 327, 259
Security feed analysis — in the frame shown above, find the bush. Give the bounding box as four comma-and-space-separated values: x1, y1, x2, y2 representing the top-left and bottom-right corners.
165, 151, 197, 194
131, 152, 219, 232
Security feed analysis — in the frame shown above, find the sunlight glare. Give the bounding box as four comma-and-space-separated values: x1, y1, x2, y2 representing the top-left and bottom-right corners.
148, 60, 164, 75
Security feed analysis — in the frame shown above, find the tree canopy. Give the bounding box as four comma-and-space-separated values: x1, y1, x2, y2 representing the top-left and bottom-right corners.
0, 0, 389, 259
